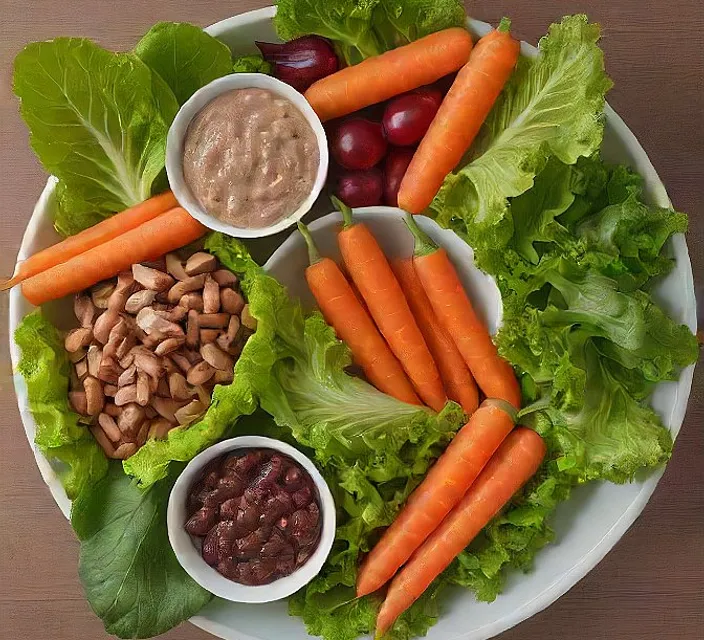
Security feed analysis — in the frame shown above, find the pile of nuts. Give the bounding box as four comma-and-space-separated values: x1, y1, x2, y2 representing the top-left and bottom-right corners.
65, 251, 256, 460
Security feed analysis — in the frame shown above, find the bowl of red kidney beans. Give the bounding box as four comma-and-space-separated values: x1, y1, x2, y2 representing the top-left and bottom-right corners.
167, 436, 336, 603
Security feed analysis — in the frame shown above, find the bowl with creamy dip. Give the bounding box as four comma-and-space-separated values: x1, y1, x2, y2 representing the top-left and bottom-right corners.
166, 73, 328, 238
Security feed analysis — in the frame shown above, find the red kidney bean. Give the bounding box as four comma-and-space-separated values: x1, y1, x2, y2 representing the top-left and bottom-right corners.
185, 507, 218, 536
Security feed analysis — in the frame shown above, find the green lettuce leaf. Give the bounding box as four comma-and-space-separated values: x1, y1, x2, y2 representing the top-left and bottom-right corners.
134, 22, 234, 105
232, 54, 273, 74
274, 0, 385, 65
274, 0, 466, 66
71, 463, 211, 638
430, 15, 612, 247
372, 0, 467, 50
15, 311, 108, 500
13, 38, 173, 236
123, 235, 263, 487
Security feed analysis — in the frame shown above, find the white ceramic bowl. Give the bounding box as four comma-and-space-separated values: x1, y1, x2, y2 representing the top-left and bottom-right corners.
7, 6, 697, 640
166, 73, 329, 239
167, 436, 336, 603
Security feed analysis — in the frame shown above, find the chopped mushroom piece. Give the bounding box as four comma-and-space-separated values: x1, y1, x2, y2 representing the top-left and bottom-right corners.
187, 360, 216, 385
166, 253, 191, 281
125, 289, 158, 314
169, 372, 193, 401
90, 281, 116, 310
84, 376, 105, 416
212, 269, 238, 288
65, 328, 93, 353
198, 313, 230, 329
221, 288, 245, 314
93, 309, 120, 344
69, 391, 88, 415
167, 274, 207, 304
185, 252, 217, 276
74, 295, 97, 328
115, 384, 138, 407
133, 263, 175, 291
118, 403, 145, 438
98, 412, 122, 442
201, 343, 235, 372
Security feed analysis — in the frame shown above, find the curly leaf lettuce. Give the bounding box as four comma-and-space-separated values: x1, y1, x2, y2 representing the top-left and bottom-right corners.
13, 38, 174, 236
430, 15, 612, 246
15, 311, 108, 499
134, 22, 234, 105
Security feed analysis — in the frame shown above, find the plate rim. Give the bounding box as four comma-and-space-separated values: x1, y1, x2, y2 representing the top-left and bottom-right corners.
7, 6, 697, 640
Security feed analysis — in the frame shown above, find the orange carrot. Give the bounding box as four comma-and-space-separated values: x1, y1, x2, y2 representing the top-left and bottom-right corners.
298, 222, 421, 405
405, 214, 521, 409
305, 28, 473, 122
335, 200, 447, 412
357, 399, 515, 598
21, 207, 205, 306
376, 427, 546, 635
393, 258, 479, 414
1, 191, 178, 290
398, 18, 520, 213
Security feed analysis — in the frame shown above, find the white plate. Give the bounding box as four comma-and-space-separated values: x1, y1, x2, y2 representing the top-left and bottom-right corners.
8, 6, 697, 640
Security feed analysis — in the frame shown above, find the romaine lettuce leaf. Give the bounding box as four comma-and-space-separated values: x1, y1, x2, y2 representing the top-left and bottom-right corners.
15, 310, 108, 499
71, 463, 212, 638
134, 22, 234, 105
430, 15, 612, 246
13, 38, 173, 237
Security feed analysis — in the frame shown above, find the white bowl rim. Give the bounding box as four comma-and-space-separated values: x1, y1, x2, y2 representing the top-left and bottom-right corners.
165, 72, 329, 239
6, 5, 697, 640
167, 435, 336, 603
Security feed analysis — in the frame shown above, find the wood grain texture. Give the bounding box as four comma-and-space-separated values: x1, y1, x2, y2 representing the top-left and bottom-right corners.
0, 1, 701, 639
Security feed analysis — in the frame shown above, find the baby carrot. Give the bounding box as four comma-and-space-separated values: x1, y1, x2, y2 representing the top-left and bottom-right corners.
1, 191, 178, 290
335, 200, 447, 412
305, 28, 473, 122
21, 207, 206, 306
376, 427, 546, 636
357, 399, 515, 598
393, 258, 478, 414
404, 214, 521, 409
298, 222, 420, 405
398, 18, 520, 213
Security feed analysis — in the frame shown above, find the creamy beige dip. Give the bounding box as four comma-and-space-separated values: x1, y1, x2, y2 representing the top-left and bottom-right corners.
183, 88, 319, 229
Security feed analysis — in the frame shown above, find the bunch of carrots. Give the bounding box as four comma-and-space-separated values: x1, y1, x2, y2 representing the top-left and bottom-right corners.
1, 192, 207, 305
299, 204, 541, 635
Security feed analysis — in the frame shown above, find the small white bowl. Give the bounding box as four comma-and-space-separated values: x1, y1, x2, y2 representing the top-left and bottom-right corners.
165, 73, 329, 239
167, 436, 336, 603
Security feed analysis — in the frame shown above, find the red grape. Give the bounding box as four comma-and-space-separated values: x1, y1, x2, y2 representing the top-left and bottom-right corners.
331, 118, 387, 170
383, 147, 415, 206
256, 37, 339, 92
335, 169, 383, 208
382, 88, 442, 147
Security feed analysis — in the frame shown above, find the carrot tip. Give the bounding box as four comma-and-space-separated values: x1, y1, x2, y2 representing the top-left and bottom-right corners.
0, 277, 17, 291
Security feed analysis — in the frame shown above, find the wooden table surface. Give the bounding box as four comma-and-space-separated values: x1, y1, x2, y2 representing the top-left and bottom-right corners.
1, 1, 702, 639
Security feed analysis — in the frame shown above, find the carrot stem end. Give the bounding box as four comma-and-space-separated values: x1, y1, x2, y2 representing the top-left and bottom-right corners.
297, 221, 321, 265
404, 213, 438, 257
498, 17, 512, 33
332, 196, 355, 228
